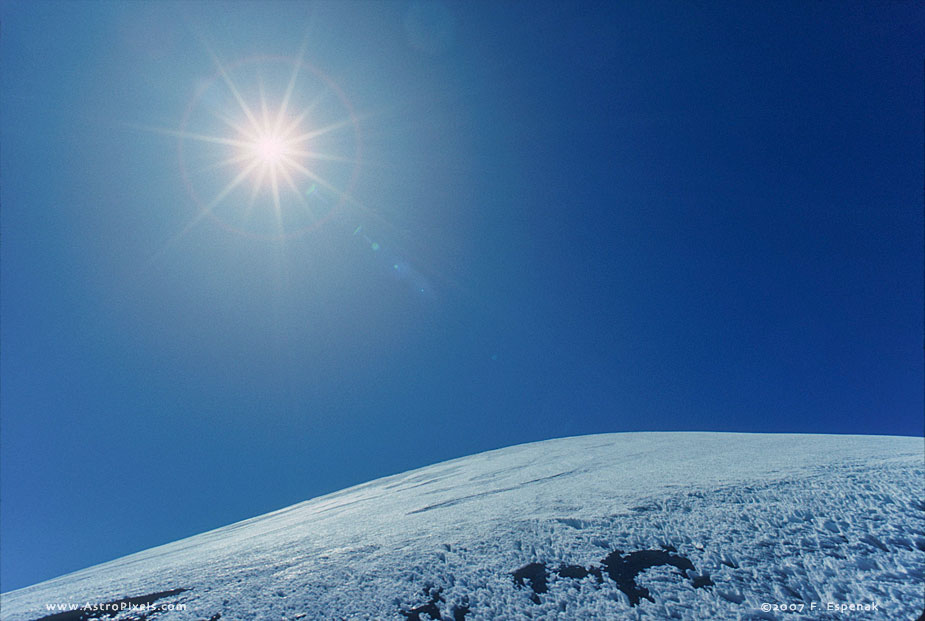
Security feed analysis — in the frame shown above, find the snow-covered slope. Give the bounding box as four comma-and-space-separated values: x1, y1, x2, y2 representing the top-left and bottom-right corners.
2, 432, 922, 620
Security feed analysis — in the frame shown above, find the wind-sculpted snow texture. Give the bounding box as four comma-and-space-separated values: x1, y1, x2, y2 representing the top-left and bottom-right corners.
2, 433, 922, 620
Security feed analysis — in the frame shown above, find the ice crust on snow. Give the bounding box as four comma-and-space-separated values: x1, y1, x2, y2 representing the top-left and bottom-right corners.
1, 432, 922, 620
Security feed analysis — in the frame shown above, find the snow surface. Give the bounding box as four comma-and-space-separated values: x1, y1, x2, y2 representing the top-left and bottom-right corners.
2, 432, 922, 620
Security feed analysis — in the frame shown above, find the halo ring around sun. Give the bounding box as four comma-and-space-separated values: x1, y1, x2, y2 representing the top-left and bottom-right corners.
177, 55, 362, 240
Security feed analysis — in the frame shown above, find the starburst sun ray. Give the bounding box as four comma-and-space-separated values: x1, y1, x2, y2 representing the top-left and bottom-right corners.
132, 32, 374, 253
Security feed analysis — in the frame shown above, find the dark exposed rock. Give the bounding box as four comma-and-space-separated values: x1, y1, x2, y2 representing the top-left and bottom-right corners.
399, 586, 444, 621
600, 549, 694, 606
691, 574, 715, 589
451, 602, 470, 621
513, 547, 713, 607
512, 562, 548, 593
563, 563, 604, 582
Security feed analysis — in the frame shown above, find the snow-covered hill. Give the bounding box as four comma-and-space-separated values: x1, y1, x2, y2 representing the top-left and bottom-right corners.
2, 432, 922, 620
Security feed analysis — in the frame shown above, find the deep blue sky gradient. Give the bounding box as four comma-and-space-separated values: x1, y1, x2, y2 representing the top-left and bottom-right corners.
2, 0, 923, 592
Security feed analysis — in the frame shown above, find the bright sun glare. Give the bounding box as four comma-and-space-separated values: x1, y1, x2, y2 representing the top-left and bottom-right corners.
239, 116, 302, 180
253, 133, 287, 164
140, 45, 361, 240
224, 99, 316, 216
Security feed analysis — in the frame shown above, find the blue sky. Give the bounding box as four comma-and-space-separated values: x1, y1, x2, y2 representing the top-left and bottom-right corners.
1, 0, 922, 593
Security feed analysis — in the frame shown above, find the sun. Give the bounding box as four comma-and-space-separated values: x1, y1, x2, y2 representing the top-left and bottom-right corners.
137, 48, 362, 240
219, 92, 317, 215
252, 133, 288, 165
235, 112, 306, 192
